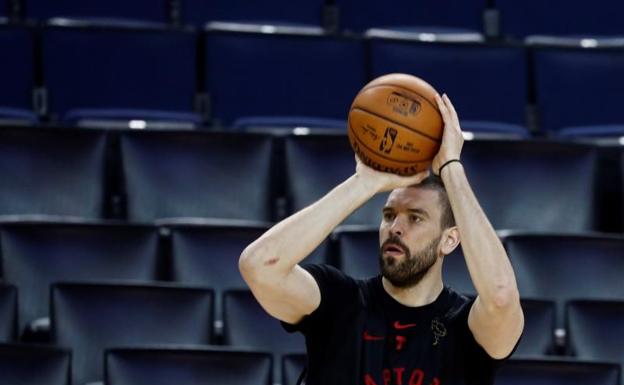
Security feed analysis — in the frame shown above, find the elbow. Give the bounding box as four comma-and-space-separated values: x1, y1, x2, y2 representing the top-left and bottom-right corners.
489, 286, 520, 311
238, 245, 263, 281
238, 239, 283, 284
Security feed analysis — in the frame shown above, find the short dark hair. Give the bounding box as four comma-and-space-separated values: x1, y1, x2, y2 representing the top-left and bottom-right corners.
414, 174, 455, 230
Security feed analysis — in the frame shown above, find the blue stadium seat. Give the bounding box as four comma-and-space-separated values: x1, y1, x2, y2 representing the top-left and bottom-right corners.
0, 222, 160, 336
182, 0, 324, 27
0, 285, 17, 342
0, 24, 37, 124
533, 46, 624, 137
284, 134, 387, 226
120, 131, 274, 222
52, 282, 213, 385
497, 358, 620, 385
204, 25, 365, 128
106, 347, 273, 385
25, 0, 171, 23
168, 221, 327, 330
283, 353, 306, 385
567, 300, 624, 377
368, 38, 529, 137
0, 127, 108, 219
337, 0, 487, 33
0, 344, 70, 385
42, 20, 199, 128
462, 140, 598, 232
223, 290, 305, 381
516, 299, 556, 356
496, 0, 624, 38
503, 233, 624, 329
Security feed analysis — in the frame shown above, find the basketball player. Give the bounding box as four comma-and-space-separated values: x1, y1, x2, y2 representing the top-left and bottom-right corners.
239, 94, 524, 385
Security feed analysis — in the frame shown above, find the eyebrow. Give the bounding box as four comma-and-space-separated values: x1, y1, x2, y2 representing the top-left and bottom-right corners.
382, 207, 430, 218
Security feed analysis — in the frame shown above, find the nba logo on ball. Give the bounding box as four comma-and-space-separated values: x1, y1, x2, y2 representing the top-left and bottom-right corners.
348, 73, 444, 176
379, 127, 398, 154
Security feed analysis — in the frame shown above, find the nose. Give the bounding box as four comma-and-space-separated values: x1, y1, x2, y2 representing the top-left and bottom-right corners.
389, 217, 405, 238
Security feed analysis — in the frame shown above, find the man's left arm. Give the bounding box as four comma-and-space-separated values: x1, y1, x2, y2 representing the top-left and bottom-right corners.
434, 94, 524, 359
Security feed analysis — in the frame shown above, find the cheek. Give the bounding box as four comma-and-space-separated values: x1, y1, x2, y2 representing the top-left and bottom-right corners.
379, 223, 389, 243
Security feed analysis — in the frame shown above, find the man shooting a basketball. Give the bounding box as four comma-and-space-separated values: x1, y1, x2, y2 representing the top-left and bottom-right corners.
239, 93, 524, 385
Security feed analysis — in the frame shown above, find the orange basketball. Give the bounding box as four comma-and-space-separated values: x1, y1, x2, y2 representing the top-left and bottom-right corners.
348, 73, 443, 176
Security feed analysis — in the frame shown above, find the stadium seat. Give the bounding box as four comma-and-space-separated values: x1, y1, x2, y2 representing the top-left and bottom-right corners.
106, 347, 273, 385
0, 344, 70, 385
168, 221, 327, 327
204, 25, 365, 128
503, 233, 624, 328
0, 285, 17, 342
0, 24, 37, 124
182, 0, 324, 27
51, 282, 213, 385
223, 290, 305, 380
533, 46, 624, 137
0, 222, 160, 335
120, 131, 274, 222
25, 0, 172, 23
337, 0, 486, 33
368, 38, 528, 138
462, 140, 598, 232
567, 300, 624, 374
497, 358, 620, 385
0, 127, 107, 219
42, 20, 199, 128
283, 353, 306, 385
496, 0, 624, 38
284, 134, 387, 226
516, 299, 556, 356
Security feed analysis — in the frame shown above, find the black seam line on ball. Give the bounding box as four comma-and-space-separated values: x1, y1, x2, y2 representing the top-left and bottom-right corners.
351, 107, 441, 143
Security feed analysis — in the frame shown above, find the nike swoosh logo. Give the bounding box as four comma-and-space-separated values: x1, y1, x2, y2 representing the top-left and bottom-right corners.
394, 321, 417, 330
363, 331, 385, 341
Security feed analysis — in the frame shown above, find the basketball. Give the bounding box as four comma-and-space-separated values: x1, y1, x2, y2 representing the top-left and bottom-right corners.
348, 73, 443, 176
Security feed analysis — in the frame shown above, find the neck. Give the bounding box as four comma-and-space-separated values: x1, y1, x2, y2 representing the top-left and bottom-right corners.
381, 261, 444, 307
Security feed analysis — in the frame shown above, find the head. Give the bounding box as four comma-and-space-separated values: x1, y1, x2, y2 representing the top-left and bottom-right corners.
379, 174, 460, 288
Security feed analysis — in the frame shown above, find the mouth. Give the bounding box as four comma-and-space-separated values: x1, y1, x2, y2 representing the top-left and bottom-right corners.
383, 243, 405, 257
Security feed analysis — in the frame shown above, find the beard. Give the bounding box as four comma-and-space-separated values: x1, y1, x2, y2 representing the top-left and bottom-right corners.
379, 234, 441, 288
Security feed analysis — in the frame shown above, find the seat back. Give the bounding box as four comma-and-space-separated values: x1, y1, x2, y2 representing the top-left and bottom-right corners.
1, 223, 159, 333
52, 283, 213, 385
0, 285, 17, 342
121, 131, 274, 222
106, 347, 272, 385
0, 127, 107, 218
205, 29, 365, 126
0, 344, 70, 385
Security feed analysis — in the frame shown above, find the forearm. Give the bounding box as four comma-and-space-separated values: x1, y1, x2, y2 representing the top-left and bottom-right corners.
240, 173, 377, 278
441, 163, 519, 309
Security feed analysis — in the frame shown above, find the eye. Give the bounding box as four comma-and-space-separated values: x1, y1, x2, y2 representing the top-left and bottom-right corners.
383, 212, 395, 221
409, 214, 421, 223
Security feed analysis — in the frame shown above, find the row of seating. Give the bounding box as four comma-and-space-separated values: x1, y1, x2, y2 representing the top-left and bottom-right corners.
2, 22, 624, 136
1, 127, 622, 230
2, 281, 624, 384
1, 221, 623, 349
2, 0, 624, 38
1, 344, 620, 385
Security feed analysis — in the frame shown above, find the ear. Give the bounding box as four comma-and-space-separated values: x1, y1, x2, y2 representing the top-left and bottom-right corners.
440, 226, 460, 256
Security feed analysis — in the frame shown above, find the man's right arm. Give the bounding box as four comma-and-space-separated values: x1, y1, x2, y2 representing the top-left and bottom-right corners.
239, 158, 430, 325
